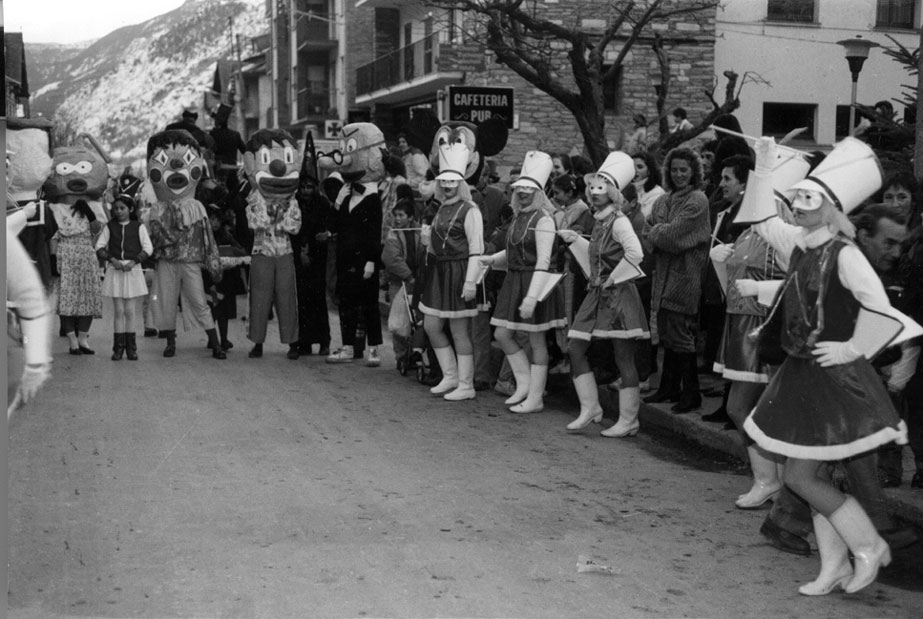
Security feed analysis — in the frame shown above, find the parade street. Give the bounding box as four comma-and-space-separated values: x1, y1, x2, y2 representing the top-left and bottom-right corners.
8, 312, 922, 619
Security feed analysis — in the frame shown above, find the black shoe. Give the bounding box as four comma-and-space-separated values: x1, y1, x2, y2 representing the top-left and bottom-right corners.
287, 346, 300, 360
644, 390, 680, 404
878, 470, 902, 488
249, 344, 263, 358
221, 340, 233, 350
212, 347, 227, 360
144, 328, 158, 338
879, 525, 921, 550
760, 519, 811, 557
671, 395, 701, 414
163, 344, 176, 358
912, 472, 923, 490
69, 347, 82, 355
474, 380, 491, 392
318, 345, 330, 356
702, 406, 731, 423
78, 345, 95, 355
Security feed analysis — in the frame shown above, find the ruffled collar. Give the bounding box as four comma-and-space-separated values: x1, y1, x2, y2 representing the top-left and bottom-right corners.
795, 226, 834, 250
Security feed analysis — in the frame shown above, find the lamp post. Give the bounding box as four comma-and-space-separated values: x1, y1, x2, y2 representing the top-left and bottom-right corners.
836, 36, 880, 135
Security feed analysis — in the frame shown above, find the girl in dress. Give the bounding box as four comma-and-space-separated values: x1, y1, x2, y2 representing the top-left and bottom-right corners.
95, 196, 153, 360
419, 143, 484, 401
742, 136, 909, 595
482, 151, 566, 413
562, 152, 650, 437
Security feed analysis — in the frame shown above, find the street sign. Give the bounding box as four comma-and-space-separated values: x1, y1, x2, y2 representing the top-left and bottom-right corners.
448, 86, 514, 128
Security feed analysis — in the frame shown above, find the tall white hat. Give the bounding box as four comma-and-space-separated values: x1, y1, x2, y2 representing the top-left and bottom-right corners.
591, 151, 635, 190
789, 137, 882, 214
435, 143, 470, 180
511, 151, 553, 190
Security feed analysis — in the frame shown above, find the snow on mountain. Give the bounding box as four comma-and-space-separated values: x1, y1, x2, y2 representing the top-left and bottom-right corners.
25, 0, 267, 167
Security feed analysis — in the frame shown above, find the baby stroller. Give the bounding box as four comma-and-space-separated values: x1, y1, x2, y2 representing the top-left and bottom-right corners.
393, 282, 441, 386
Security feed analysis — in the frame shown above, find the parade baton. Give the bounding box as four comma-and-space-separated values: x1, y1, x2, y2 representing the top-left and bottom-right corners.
389, 227, 425, 232
709, 125, 808, 159
529, 228, 591, 238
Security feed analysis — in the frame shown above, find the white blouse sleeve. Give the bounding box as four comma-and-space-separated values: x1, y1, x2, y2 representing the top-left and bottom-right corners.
464, 204, 485, 256
837, 243, 889, 312
94, 225, 111, 251
139, 224, 154, 255
753, 217, 800, 266
534, 214, 555, 270
611, 214, 643, 265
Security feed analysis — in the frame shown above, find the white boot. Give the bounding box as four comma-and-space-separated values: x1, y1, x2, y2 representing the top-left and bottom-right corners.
799, 513, 853, 596
511, 365, 547, 414
566, 372, 603, 431
429, 347, 458, 395
444, 354, 476, 401
736, 446, 783, 509
829, 496, 892, 593
601, 386, 640, 437
504, 350, 531, 405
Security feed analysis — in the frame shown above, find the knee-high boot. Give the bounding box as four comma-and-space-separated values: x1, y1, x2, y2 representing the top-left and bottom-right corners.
430, 347, 459, 395
799, 513, 853, 595
644, 349, 680, 403
601, 386, 641, 437
504, 350, 531, 405
445, 354, 476, 401
736, 446, 782, 509
510, 364, 546, 414
566, 372, 603, 430
828, 496, 892, 593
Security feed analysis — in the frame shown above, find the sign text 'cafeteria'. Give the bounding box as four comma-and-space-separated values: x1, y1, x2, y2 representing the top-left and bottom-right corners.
448, 86, 514, 128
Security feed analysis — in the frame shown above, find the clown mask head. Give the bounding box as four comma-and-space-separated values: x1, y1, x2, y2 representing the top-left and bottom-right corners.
42, 145, 109, 204
146, 130, 206, 202
242, 128, 302, 200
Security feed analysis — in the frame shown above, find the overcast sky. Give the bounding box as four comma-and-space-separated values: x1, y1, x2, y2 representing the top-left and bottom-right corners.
4, 0, 186, 44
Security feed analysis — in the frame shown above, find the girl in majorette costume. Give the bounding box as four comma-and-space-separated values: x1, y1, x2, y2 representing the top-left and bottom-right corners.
741, 136, 909, 596
481, 151, 566, 414
419, 143, 484, 401
562, 152, 650, 437
709, 149, 810, 510
95, 195, 153, 361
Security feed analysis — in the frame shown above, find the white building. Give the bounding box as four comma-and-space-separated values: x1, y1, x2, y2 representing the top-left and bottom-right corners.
715, 0, 919, 147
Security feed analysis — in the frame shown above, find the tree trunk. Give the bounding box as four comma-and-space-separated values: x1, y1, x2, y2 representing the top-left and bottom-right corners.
572, 104, 609, 169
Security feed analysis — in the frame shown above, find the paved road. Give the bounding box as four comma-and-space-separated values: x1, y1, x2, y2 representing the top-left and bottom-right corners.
8, 311, 922, 618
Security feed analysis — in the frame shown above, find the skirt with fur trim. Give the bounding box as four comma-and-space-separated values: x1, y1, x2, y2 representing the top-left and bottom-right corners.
568, 283, 649, 341
743, 355, 907, 461
490, 270, 566, 332
419, 258, 478, 319
713, 313, 770, 383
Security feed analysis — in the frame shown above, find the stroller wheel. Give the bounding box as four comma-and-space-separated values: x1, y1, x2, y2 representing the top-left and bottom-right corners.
416, 365, 426, 384
398, 358, 408, 376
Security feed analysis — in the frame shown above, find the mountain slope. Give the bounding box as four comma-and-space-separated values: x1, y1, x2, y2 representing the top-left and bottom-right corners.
26, 0, 266, 166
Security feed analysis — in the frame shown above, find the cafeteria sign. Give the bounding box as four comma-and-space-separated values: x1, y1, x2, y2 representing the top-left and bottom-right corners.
448, 86, 514, 128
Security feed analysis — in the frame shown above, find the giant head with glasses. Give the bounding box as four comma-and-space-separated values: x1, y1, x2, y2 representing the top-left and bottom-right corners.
317, 122, 387, 184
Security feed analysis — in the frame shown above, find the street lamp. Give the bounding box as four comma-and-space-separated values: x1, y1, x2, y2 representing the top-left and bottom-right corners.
836, 36, 880, 135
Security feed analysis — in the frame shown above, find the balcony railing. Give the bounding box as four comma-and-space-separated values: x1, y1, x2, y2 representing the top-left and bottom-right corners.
356, 32, 442, 96
296, 13, 334, 47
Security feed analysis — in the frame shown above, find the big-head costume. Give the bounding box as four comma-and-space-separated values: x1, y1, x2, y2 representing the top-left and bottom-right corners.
146, 129, 226, 359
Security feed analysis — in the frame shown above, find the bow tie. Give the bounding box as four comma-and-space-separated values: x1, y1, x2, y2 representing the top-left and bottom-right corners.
351, 183, 366, 195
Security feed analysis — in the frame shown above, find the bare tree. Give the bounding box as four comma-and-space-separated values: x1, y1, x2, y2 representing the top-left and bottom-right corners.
423, 0, 738, 166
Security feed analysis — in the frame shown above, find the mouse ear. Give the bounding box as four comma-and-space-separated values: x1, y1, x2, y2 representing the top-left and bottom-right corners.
407, 109, 441, 152
475, 116, 509, 157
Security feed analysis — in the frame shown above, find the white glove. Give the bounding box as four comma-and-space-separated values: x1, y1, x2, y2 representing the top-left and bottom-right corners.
480, 254, 497, 266
558, 229, 579, 244
753, 137, 777, 175
735, 279, 759, 297
18, 363, 51, 405
420, 224, 432, 248
461, 281, 477, 301
812, 340, 861, 367
363, 261, 375, 280
21, 201, 38, 219
518, 296, 538, 319
709, 243, 735, 263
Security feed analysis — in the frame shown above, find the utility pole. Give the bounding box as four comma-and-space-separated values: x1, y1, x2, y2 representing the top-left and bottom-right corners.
916, 27, 923, 181
227, 16, 246, 137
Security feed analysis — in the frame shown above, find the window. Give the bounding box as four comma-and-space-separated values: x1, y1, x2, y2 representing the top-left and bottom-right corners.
766, 0, 816, 23
835, 105, 863, 139
762, 102, 816, 142
877, 0, 915, 29
602, 65, 623, 113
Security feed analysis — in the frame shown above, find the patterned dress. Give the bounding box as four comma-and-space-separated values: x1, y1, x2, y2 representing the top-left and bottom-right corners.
50, 203, 102, 318
744, 237, 907, 460
568, 208, 649, 341
490, 208, 566, 332
419, 199, 482, 319
714, 226, 787, 383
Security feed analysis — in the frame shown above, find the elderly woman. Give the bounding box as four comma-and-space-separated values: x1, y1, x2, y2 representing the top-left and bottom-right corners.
420, 143, 485, 401
642, 147, 711, 413
562, 152, 649, 437
482, 151, 566, 414
743, 137, 908, 596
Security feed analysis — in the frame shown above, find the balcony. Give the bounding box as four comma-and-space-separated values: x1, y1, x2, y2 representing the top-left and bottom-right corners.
295, 83, 333, 122
355, 0, 414, 8
296, 12, 337, 49
355, 32, 466, 105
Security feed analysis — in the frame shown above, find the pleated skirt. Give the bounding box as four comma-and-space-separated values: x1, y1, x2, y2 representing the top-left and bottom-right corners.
490, 270, 566, 332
